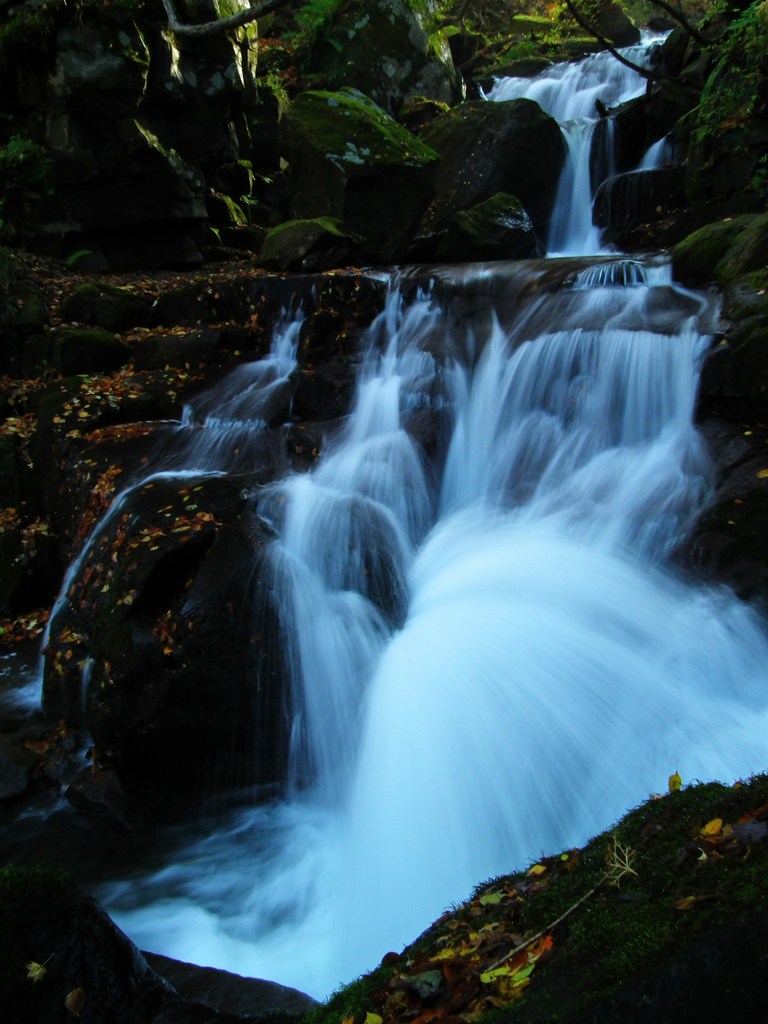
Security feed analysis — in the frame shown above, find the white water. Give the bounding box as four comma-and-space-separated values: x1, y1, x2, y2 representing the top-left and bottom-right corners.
488, 35, 667, 253
103, 259, 768, 998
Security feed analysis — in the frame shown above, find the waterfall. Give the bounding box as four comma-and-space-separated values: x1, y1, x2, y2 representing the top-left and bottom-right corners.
19, 28, 768, 1009
101, 258, 768, 997
487, 35, 666, 253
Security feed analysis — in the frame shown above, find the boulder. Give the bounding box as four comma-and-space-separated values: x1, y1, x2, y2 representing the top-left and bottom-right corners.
48, 328, 131, 376
280, 88, 439, 262
592, 167, 685, 232
303, 0, 460, 115
416, 99, 566, 242
42, 473, 290, 794
0, 865, 172, 1024
58, 283, 154, 332
672, 214, 768, 288
437, 192, 544, 261
261, 217, 356, 272
590, 0, 641, 47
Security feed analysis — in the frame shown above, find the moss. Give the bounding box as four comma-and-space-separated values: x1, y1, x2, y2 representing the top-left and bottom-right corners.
285, 88, 439, 170
671, 215, 755, 286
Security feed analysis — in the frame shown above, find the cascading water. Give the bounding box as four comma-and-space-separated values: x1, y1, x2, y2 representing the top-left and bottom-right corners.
99, 256, 768, 997
487, 35, 667, 253
16, 32, 768, 1008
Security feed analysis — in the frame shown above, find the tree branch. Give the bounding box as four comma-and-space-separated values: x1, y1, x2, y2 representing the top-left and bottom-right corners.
645, 0, 708, 47
562, 0, 702, 91
160, 0, 292, 37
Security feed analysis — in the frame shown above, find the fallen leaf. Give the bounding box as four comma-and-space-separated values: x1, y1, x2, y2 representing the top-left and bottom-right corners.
701, 818, 723, 837
26, 961, 47, 983
675, 896, 697, 911
668, 771, 682, 793
65, 988, 85, 1016
527, 864, 547, 877
479, 892, 502, 905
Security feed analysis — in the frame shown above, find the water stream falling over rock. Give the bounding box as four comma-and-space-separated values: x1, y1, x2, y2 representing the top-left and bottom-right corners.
98, 257, 768, 998
20, 31, 768, 1006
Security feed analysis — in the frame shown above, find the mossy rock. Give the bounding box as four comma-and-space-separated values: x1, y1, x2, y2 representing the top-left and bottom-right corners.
671, 216, 756, 287
281, 88, 439, 262
418, 98, 565, 237
261, 216, 355, 271
437, 192, 544, 262
59, 282, 153, 332
49, 328, 131, 375
302, 0, 459, 115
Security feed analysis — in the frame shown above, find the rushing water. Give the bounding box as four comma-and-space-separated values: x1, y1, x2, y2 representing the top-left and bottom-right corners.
488, 33, 668, 253
9, 33, 768, 1006
95, 256, 768, 998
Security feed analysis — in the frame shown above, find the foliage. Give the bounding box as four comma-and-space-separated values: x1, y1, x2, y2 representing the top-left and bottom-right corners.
295, 0, 344, 41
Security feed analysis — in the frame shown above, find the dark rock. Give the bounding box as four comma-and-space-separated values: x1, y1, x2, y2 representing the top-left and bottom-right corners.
49, 327, 131, 376
280, 88, 439, 263
292, 360, 358, 422
65, 767, 147, 834
303, 0, 459, 115
144, 952, 317, 1019
42, 473, 289, 795
0, 865, 173, 1024
671, 216, 756, 288
593, 167, 685, 232
417, 99, 566, 239
437, 192, 544, 262
0, 525, 61, 618
0, 752, 30, 800
261, 217, 355, 272
59, 282, 154, 332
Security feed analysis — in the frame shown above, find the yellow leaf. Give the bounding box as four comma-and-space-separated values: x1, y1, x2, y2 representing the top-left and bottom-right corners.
527, 863, 547, 877
481, 966, 511, 983
479, 892, 502, 905
701, 818, 723, 836
364, 1014, 383, 1024
26, 961, 47, 983
756, 468, 768, 479
668, 771, 682, 793
65, 988, 85, 1017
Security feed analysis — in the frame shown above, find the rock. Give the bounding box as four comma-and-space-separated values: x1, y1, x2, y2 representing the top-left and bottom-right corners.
590, 0, 640, 47
59, 283, 154, 332
303, 0, 459, 115
261, 217, 355, 272
144, 953, 317, 1018
48, 328, 131, 376
416, 99, 566, 241
592, 167, 685, 233
0, 865, 173, 1024
679, 419, 768, 603
65, 768, 147, 834
42, 473, 290, 795
0, 753, 31, 800
0, 525, 61, 618
671, 216, 757, 287
280, 88, 439, 262
437, 192, 544, 262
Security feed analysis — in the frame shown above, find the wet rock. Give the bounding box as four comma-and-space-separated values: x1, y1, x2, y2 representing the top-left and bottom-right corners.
65, 767, 147, 834
42, 473, 289, 795
417, 98, 566, 241
144, 953, 317, 1019
292, 360, 358, 422
593, 167, 685, 233
437, 192, 544, 262
671, 216, 757, 287
280, 88, 439, 263
0, 752, 30, 800
591, 0, 640, 47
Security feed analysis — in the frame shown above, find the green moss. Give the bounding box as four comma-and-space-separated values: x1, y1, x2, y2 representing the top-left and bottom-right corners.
671, 216, 755, 286
285, 88, 439, 169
